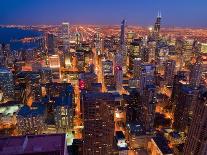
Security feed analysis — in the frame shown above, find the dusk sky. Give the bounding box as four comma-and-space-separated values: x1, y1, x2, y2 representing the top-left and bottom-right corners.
1, 0, 207, 27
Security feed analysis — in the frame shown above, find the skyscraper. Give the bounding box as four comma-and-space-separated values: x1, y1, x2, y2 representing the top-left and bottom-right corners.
154, 12, 162, 34
133, 58, 142, 79
164, 60, 176, 86
47, 33, 56, 55
139, 64, 156, 93
184, 91, 207, 155
173, 85, 198, 132
0, 68, 14, 100
120, 19, 127, 74
82, 92, 117, 155
114, 52, 123, 92
61, 22, 70, 52
142, 84, 156, 133
189, 56, 202, 88
49, 55, 61, 82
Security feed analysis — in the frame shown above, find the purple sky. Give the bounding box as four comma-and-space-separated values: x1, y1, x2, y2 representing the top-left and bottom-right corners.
1, 0, 207, 27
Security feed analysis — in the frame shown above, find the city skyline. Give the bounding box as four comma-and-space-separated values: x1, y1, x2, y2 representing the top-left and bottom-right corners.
1, 0, 207, 28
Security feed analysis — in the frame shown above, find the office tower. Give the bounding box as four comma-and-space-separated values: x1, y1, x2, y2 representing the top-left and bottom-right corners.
184, 91, 207, 155
127, 31, 135, 43
0, 68, 14, 101
128, 39, 141, 71
173, 85, 198, 132
76, 50, 85, 72
114, 66, 123, 92
65, 52, 73, 69
47, 33, 56, 54
189, 56, 202, 88
82, 92, 117, 155
140, 47, 149, 62
102, 60, 113, 76
120, 19, 126, 51
183, 39, 194, 62
124, 88, 142, 122
154, 12, 162, 35
25, 73, 42, 102
171, 71, 188, 103
164, 60, 176, 86
156, 46, 169, 66
49, 55, 61, 82
139, 64, 156, 93
62, 22, 70, 52
114, 53, 123, 92
142, 85, 156, 133
54, 85, 74, 132
120, 20, 127, 74
17, 102, 46, 135
133, 58, 142, 78
0, 134, 68, 155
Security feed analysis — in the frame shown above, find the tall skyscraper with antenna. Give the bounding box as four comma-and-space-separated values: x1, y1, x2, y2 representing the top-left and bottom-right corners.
154, 12, 162, 34
120, 19, 126, 51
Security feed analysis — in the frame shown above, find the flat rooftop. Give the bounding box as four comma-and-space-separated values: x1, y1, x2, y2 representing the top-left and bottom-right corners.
0, 134, 68, 155
152, 133, 173, 155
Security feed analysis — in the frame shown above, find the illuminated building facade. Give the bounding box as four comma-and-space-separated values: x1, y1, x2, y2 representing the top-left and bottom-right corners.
184, 91, 207, 155
61, 22, 70, 52
189, 57, 202, 88
49, 55, 61, 82
54, 84, 74, 132
47, 33, 56, 54
17, 102, 46, 135
173, 85, 198, 132
164, 59, 176, 86
82, 92, 117, 155
0, 68, 14, 101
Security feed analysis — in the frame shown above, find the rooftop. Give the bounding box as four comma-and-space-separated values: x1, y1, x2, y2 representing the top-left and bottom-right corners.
126, 121, 146, 136
0, 134, 68, 155
17, 102, 46, 117
152, 133, 173, 155
54, 95, 73, 108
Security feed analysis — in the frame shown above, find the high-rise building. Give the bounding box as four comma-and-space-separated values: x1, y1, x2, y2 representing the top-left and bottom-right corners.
114, 66, 123, 92
139, 64, 156, 93
47, 33, 56, 54
133, 58, 142, 78
82, 92, 118, 155
164, 60, 176, 86
114, 53, 123, 92
173, 85, 198, 132
184, 91, 207, 155
140, 47, 149, 62
17, 102, 46, 135
102, 60, 113, 76
120, 20, 127, 74
54, 92, 74, 132
49, 55, 61, 82
61, 22, 70, 52
189, 56, 202, 88
0, 68, 14, 100
124, 88, 142, 122
154, 12, 162, 35
142, 85, 156, 133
